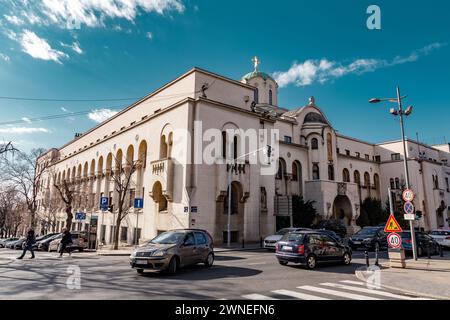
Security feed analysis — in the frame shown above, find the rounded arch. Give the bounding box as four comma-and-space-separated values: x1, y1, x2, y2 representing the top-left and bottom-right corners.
63, 169, 67, 182
90, 159, 95, 176
364, 172, 371, 187
276, 158, 287, 179
83, 162, 89, 178
97, 156, 104, 174
333, 195, 353, 227
312, 163, 320, 180
152, 181, 167, 212
343, 168, 350, 182
138, 140, 148, 168
106, 153, 113, 171
115, 149, 123, 169
224, 181, 243, 215
126, 144, 134, 164
374, 173, 380, 190
292, 160, 301, 181
77, 164, 82, 178
354, 170, 361, 185
311, 137, 319, 150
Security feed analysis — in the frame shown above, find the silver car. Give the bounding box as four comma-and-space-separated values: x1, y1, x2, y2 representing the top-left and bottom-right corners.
264, 228, 311, 250
130, 229, 214, 274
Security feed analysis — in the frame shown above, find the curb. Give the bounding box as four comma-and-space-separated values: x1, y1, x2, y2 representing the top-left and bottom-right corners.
355, 270, 447, 300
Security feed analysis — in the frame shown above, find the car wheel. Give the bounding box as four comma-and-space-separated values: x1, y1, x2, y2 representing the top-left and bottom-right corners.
204, 253, 214, 267
343, 252, 352, 265
305, 255, 317, 270
136, 269, 144, 274
279, 261, 288, 266
167, 257, 179, 275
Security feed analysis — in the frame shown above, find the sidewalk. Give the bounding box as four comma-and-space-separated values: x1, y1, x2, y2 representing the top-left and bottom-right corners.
96, 243, 265, 256
356, 256, 450, 300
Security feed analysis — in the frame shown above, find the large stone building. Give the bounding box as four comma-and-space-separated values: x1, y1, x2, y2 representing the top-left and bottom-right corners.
35, 62, 450, 246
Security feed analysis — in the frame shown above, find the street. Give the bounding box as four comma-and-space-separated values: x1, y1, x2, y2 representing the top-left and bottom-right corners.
0, 248, 429, 300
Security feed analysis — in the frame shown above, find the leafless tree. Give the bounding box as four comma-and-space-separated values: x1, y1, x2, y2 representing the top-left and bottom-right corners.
53, 178, 76, 230
0, 186, 19, 237
0, 141, 15, 156
110, 154, 140, 250
3, 148, 52, 229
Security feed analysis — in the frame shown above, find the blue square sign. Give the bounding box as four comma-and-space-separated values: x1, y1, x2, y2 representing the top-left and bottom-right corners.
100, 197, 109, 210
134, 198, 144, 209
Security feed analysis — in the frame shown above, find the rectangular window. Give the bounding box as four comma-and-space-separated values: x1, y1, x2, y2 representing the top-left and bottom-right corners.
128, 188, 136, 208
365, 154, 370, 160
101, 225, 106, 243
375, 155, 381, 162
391, 153, 401, 161
355, 152, 360, 158
133, 228, 141, 245
284, 136, 292, 144
120, 227, 128, 242
345, 150, 350, 156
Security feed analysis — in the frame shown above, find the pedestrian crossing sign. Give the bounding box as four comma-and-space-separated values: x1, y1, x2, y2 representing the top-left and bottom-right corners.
384, 214, 403, 233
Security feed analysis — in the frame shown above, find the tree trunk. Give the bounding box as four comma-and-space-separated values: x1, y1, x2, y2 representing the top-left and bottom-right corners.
65, 206, 73, 230
29, 210, 36, 229
113, 211, 122, 250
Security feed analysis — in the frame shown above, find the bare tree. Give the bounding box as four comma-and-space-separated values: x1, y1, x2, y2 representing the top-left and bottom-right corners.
110, 154, 140, 250
0, 141, 15, 156
3, 148, 52, 229
53, 178, 76, 230
0, 186, 20, 237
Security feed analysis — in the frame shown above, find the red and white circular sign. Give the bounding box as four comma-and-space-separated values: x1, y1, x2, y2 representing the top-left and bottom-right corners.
387, 233, 402, 249
402, 189, 415, 202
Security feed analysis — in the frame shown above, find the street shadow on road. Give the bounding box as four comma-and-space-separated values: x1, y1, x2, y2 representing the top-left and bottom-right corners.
283, 262, 367, 275
214, 255, 246, 262
140, 264, 262, 281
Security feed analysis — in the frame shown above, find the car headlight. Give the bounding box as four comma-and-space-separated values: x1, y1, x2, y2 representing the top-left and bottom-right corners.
130, 252, 136, 258
152, 250, 166, 257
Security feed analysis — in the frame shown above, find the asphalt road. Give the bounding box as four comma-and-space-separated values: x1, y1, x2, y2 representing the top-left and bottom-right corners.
0, 248, 426, 300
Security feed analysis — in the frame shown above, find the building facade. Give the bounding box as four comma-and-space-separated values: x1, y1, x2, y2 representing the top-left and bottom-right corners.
35, 63, 450, 245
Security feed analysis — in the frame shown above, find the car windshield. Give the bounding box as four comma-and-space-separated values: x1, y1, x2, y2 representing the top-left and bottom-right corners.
281, 233, 304, 242
431, 230, 450, 236
149, 232, 185, 244
275, 228, 293, 236
356, 228, 379, 236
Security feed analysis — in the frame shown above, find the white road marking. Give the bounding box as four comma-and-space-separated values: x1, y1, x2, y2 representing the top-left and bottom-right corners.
339, 280, 365, 286
320, 282, 420, 300
242, 294, 279, 300
297, 285, 380, 300
272, 289, 330, 300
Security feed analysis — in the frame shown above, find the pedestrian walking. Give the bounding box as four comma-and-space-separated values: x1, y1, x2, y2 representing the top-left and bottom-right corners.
59, 228, 73, 257
17, 229, 36, 260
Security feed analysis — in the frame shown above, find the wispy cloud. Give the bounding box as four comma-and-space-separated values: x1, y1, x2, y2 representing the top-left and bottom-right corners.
21, 117, 32, 124
88, 108, 118, 123
4, 14, 24, 25
61, 107, 69, 112
146, 31, 153, 40
60, 41, 83, 54
273, 43, 446, 88
0, 53, 10, 62
19, 30, 68, 63
0, 127, 50, 134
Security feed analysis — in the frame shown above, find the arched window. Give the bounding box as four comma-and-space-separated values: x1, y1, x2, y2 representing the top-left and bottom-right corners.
160, 135, 168, 159
254, 88, 259, 104
311, 138, 319, 150
312, 164, 320, 180
390, 178, 395, 190
328, 165, 335, 181
152, 181, 167, 212
276, 158, 286, 179
222, 131, 227, 159
224, 182, 240, 215
364, 172, 371, 188
233, 136, 238, 160
374, 174, 380, 190
292, 162, 298, 181
269, 89, 273, 105
343, 168, 350, 182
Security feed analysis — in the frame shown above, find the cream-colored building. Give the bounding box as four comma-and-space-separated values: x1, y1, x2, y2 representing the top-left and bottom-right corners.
35, 63, 450, 245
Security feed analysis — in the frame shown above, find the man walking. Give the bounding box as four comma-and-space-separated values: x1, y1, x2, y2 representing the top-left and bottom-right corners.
17, 229, 36, 260
59, 228, 73, 257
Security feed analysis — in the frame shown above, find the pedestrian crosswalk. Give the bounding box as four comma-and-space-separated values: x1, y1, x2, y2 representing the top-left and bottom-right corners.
238, 280, 430, 301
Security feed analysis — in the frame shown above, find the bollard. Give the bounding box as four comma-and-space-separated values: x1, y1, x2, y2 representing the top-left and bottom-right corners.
242, 239, 245, 249
375, 246, 379, 266
427, 244, 431, 259
364, 251, 370, 267
260, 237, 263, 248
440, 245, 444, 257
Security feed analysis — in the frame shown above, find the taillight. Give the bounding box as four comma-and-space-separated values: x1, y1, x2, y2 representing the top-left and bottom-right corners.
405, 239, 412, 244
445, 237, 450, 240
297, 245, 305, 254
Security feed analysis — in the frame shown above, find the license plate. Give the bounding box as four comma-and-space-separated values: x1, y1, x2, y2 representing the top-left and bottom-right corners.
135, 260, 148, 265
353, 241, 361, 245
282, 246, 293, 251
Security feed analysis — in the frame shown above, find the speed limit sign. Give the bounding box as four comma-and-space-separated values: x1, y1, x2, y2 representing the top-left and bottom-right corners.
387, 233, 402, 249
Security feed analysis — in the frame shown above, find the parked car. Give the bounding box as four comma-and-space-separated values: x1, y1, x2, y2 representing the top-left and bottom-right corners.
275, 230, 352, 270
6, 237, 25, 249
348, 226, 387, 251
401, 231, 441, 256
264, 228, 311, 250
130, 229, 214, 274
314, 219, 347, 238
429, 229, 450, 248
32, 233, 59, 250
0, 237, 19, 248
48, 231, 88, 252
38, 233, 61, 251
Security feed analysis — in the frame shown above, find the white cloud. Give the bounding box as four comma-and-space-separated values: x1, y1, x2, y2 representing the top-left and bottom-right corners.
21, 117, 32, 123
0, 53, 10, 62
61, 107, 69, 112
273, 43, 445, 88
88, 108, 118, 123
4, 14, 24, 25
60, 41, 83, 54
146, 31, 153, 40
39, 0, 185, 29
19, 30, 68, 63
0, 127, 50, 134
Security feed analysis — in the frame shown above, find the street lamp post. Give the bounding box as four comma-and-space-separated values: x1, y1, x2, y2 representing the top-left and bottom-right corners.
370, 86, 418, 261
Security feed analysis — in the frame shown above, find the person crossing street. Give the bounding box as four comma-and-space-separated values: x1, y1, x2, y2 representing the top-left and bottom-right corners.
59, 228, 73, 257
17, 229, 36, 260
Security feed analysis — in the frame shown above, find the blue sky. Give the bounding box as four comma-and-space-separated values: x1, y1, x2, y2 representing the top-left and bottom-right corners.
0, 0, 449, 152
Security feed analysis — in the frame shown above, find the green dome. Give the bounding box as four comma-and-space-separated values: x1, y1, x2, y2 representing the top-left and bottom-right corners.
242, 70, 275, 82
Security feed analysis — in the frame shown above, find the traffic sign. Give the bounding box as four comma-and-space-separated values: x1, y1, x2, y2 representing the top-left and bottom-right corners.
404, 214, 415, 221
403, 201, 415, 215
134, 198, 144, 209
100, 197, 109, 210
387, 232, 402, 249
402, 189, 415, 202
75, 212, 86, 220
384, 214, 403, 233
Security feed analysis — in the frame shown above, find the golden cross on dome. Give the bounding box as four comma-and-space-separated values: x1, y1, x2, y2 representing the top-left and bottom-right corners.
252, 56, 260, 71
